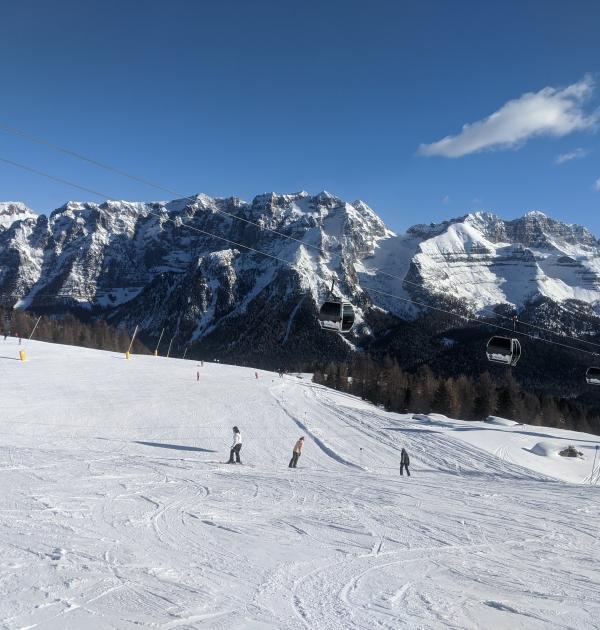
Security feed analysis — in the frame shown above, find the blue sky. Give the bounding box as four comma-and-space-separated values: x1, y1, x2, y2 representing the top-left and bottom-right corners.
0, 0, 599, 234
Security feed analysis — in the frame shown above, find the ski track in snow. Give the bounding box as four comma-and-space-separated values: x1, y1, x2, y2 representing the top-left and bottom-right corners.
0, 338, 599, 629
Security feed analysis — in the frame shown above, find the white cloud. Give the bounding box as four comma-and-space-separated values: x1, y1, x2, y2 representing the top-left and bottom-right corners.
555, 147, 589, 164
442, 195, 450, 204
594, 178, 600, 191
418, 75, 598, 158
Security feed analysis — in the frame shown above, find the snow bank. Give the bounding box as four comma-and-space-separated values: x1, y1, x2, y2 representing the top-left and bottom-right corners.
412, 413, 450, 423
485, 415, 519, 426
530, 441, 562, 457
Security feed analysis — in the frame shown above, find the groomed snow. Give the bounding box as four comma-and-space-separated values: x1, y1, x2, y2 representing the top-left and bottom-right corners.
1, 339, 600, 628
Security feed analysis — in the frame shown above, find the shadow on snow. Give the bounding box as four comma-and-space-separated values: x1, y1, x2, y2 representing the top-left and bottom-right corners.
133, 440, 218, 453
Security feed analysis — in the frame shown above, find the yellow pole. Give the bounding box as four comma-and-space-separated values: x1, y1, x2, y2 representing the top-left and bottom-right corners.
126, 324, 139, 360
19, 315, 41, 362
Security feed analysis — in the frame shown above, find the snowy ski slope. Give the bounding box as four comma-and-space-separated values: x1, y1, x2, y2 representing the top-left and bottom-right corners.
1, 338, 599, 629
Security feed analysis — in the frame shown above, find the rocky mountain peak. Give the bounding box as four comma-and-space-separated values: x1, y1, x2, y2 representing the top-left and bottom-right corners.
524, 210, 547, 219
504, 212, 598, 249
0, 202, 37, 229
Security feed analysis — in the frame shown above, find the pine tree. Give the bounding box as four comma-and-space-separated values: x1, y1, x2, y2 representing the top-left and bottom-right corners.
521, 391, 541, 424
496, 374, 523, 420
337, 363, 349, 393
473, 372, 497, 420
431, 379, 460, 416
431, 380, 451, 415
454, 374, 475, 420
445, 378, 461, 418
411, 365, 437, 413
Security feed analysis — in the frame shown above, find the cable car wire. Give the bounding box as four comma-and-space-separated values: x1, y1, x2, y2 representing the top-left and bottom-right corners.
1, 155, 598, 361
2, 122, 600, 351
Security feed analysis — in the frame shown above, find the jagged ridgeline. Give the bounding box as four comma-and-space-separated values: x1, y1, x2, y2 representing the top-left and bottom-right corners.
1, 193, 600, 387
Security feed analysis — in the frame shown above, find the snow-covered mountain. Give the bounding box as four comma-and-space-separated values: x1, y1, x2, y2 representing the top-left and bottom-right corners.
1, 192, 599, 363
0, 192, 391, 362
0, 201, 36, 230
361, 210, 600, 319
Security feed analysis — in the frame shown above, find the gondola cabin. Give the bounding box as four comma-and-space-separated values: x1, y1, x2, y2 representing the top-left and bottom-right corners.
486, 336, 521, 367
586, 367, 600, 386
318, 300, 355, 334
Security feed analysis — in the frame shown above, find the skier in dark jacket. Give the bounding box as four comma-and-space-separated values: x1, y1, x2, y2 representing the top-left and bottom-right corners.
400, 448, 410, 476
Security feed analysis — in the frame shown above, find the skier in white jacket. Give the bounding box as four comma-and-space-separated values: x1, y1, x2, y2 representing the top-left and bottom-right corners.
228, 426, 242, 464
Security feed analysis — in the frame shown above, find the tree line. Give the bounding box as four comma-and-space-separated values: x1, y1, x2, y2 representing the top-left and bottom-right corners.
312, 355, 600, 435
0, 307, 150, 355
